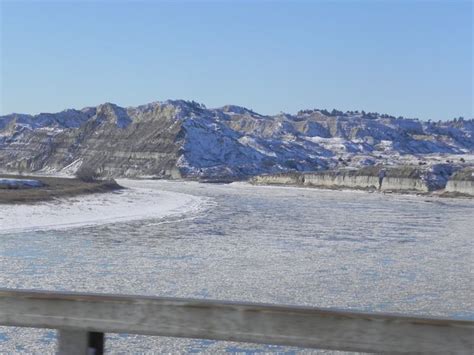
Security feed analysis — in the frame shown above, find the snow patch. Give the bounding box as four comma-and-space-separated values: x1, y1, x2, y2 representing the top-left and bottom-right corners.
0, 180, 210, 234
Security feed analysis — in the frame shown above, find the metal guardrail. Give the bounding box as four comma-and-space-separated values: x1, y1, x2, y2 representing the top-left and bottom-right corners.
0, 288, 473, 354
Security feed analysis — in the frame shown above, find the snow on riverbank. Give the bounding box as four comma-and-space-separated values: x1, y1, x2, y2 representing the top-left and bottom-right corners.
0, 180, 209, 234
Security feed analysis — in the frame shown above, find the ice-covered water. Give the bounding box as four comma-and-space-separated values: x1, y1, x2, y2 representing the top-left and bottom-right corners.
0, 180, 473, 353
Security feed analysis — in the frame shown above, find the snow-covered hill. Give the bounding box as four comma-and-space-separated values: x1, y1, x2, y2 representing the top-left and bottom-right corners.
0, 100, 472, 179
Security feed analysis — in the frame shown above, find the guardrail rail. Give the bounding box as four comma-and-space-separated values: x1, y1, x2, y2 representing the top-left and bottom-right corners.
0, 288, 473, 354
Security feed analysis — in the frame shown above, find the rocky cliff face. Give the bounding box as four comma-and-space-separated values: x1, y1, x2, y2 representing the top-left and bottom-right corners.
251, 165, 455, 193
445, 168, 474, 195
0, 100, 472, 179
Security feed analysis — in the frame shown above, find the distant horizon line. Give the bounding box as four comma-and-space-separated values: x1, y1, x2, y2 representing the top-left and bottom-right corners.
1, 99, 471, 122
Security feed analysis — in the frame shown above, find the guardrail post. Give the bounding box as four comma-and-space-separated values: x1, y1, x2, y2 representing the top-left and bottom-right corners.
88, 332, 104, 355
57, 330, 104, 355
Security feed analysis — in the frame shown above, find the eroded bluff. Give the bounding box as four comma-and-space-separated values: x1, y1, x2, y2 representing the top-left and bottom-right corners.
0, 100, 473, 180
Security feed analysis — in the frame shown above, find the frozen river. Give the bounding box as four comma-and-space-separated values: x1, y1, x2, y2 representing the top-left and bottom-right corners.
1, 180, 473, 353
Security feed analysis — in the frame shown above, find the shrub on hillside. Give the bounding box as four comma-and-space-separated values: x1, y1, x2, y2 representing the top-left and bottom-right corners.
75, 166, 101, 182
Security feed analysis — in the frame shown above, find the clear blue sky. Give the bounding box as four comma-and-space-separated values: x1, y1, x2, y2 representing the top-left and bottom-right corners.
1, 0, 472, 120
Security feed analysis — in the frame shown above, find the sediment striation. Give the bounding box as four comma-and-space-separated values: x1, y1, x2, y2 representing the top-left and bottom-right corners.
1, 100, 472, 183
444, 168, 474, 195
251, 165, 449, 193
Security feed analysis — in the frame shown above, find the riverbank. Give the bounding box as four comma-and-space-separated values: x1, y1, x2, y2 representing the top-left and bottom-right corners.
0, 179, 207, 233
250, 165, 474, 198
0, 174, 123, 204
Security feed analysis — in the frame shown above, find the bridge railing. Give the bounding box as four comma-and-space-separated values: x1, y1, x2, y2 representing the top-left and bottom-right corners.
0, 288, 473, 354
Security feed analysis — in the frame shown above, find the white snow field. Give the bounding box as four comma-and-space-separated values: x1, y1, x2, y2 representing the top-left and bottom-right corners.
0, 180, 208, 234
0, 180, 473, 353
